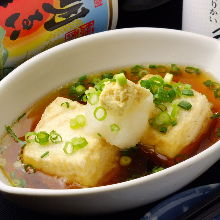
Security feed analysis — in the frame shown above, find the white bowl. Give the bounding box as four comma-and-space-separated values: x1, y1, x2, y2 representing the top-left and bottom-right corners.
0, 28, 220, 215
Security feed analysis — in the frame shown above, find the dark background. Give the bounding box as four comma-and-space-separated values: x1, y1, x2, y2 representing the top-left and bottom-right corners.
2, 0, 220, 219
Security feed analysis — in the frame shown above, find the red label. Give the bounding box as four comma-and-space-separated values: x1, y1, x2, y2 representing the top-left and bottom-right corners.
94, 0, 103, 8
65, 20, 95, 41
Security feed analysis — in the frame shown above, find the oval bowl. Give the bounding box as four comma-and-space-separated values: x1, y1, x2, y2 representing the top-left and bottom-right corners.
0, 28, 220, 215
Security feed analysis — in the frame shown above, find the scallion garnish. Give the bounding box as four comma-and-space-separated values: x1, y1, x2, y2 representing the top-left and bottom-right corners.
115, 73, 127, 86
110, 124, 120, 132
17, 113, 26, 122
131, 65, 145, 74
182, 89, 194, 96
40, 151, 49, 158
94, 106, 107, 121
63, 142, 74, 155
49, 130, 62, 143
149, 64, 157, 69
101, 73, 113, 79
211, 113, 220, 119
155, 104, 167, 112
163, 73, 173, 83
75, 85, 86, 96
71, 137, 88, 151
214, 88, 220, 98
61, 102, 70, 108
152, 166, 164, 173
120, 156, 132, 166
35, 131, 49, 145
178, 100, 192, 110
88, 93, 99, 105
185, 66, 200, 74
25, 132, 37, 143
70, 115, 86, 129
170, 64, 180, 74
5, 126, 24, 144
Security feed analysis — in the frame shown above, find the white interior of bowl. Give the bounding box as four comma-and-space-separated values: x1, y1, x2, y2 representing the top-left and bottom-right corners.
1, 28, 220, 213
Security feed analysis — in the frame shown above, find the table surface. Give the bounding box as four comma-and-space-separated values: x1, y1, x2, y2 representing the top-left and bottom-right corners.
1, 0, 220, 219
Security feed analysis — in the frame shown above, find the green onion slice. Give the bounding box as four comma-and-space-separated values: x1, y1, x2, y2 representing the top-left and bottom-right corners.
88, 93, 99, 105
155, 104, 167, 112
63, 142, 74, 155
163, 73, 173, 83
41, 151, 49, 158
115, 73, 127, 86
120, 156, 132, 166
61, 102, 70, 108
75, 85, 86, 95
185, 66, 200, 74
94, 106, 107, 121
110, 124, 120, 132
178, 100, 192, 110
35, 131, 49, 145
170, 64, 180, 74
152, 166, 164, 173
211, 113, 220, 119
49, 130, 62, 143
71, 137, 88, 151
70, 115, 87, 129
214, 88, 220, 98
25, 132, 37, 143
182, 89, 194, 96
5, 126, 24, 144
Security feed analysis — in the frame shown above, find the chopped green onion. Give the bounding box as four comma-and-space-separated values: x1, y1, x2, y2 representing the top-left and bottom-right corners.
178, 100, 192, 110
88, 93, 99, 105
101, 73, 114, 79
61, 102, 70, 108
138, 70, 148, 78
75, 85, 86, 96
164, 73, 173, 83
25, 132, 37, 143
63, 142, 74, 155
110, 124, 120, 132
120, 156, 132, 166
152, 166, 164, 173
41, 151, 49, 158
23, 164, 36, 174
49, 130, 62, 143
70, 114, 87, 129
17, 113, 26, 122
182, 89, 194, 96
131, 65, 145, 74
97, 133, 102, 137
155, 104, 167, 112
154, 112, 171, 126
184, 84, 192, 90
149, 64, 157, 69
35, 131, 49, 145
211, 113, 220, 119
170, 64, 180, 74
115, 73, 127, 86
217, 128, 220, 137
159, 127, 168, 133
171, 104, 180, 121
71, 137, 88, 151
78, 75, 87, 82
5, 126, 24, 144
214, 88, 220, 98
185, 66, 200, 74
94, 106, 107, 121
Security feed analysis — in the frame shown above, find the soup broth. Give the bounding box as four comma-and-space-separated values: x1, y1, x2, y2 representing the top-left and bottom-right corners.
0, 64, 219, 189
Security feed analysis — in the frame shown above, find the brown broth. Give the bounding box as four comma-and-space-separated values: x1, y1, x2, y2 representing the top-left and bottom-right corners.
0, 64, 220, 189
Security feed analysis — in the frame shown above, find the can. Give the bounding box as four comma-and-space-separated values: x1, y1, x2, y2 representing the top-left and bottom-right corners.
0, 0, 118, 79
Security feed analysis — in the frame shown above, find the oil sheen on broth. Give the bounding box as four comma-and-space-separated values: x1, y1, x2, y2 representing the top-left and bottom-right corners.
0, 64, 220, 189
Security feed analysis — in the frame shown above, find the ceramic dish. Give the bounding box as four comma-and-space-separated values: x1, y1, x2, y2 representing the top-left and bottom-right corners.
0, 28, 220, 215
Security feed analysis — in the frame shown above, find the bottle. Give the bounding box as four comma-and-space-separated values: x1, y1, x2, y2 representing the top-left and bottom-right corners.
182, 0, 220, 40
0, 0, 118, 79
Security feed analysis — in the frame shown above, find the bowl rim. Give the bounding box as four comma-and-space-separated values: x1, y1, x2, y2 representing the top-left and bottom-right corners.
0, 27, 220, 196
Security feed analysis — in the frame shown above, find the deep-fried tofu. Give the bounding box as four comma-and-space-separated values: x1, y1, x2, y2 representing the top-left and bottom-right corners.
139, 74, 212, 158
23, 97, 119, 187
